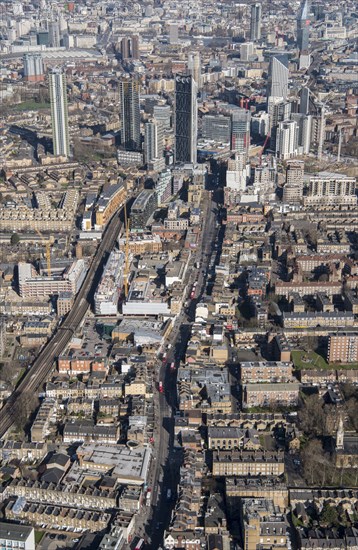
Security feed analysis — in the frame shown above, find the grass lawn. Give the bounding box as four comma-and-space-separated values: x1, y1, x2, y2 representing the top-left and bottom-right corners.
292, 350, 328, 370
35, 531, 45, 544
292, 350, 358, 370
13, 101, 50, 111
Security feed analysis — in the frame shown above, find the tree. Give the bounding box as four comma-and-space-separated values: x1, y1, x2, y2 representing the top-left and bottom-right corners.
11, 391, 39, 431
319, 502, 339, 527
346, 397, 358, 431
10, 233, 20, 246
301, 439, 326, 485
0, 362, 14, 384
298, 394, 325, 437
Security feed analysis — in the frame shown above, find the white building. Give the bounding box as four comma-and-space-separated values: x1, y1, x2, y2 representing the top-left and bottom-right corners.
49, 68, 70, 158
0, 522, 35, 550
226, 153, 250, 191
94, 251, 125, 315
276, 120, 298, 160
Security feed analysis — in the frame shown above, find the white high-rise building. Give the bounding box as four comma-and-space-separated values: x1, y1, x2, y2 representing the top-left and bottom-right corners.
267, 55, 289, 100
240, 42, 255, 62
49, 68, 70, 158
188, 52, 201, 88
250, 3, 262, 41
144, 119, 163, 164
276, 120, 298, 160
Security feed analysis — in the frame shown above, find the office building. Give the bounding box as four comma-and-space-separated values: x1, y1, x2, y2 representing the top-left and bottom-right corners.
250, 3, 262, 41
174, 74, 198, 164
48, 20, 61, 47
328, 333, 358, 364
144, 119, 163, 164
231, 110, 251, 155
267, 55, 289, 100
23, 53, 44, 82
37, 30, 49, 46
120, 35, 139, 60
188, 51, 201, 88
297, 0, 310, 54
119, 77, 141, 152
276, 120, 298, 160
0, 522, 35, 550
130, 189, 157, 230
202, 114, 231, 143
49, 68, 70, 158
240, 42, 255, 62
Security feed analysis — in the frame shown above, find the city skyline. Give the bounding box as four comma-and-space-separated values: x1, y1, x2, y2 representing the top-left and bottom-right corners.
0, 1, 356, 548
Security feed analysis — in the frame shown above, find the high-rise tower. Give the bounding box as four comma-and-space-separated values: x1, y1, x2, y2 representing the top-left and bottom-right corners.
144, 119, 163, 164
48, 20, 61, 47
297, 0, 310, 54
231, 110, 251, 155
267, 55, 289, 100
174, 74, 197, 164
23, 53, 44, 82
49, 68, 70, 157
119, 78, 141, 151
250, 3, 262, 42
188, 52, 201, 88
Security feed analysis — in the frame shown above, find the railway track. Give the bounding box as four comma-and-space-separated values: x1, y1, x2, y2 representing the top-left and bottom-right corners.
0, 209, 123, 438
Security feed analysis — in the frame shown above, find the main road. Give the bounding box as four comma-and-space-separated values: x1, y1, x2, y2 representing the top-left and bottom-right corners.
0, 205, 125, 439
144, 183, 221, 548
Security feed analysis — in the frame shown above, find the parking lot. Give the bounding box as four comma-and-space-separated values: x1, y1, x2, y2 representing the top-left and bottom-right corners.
37, 533, 78, 549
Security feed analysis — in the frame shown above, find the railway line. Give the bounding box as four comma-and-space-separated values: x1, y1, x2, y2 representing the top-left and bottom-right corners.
0, 208, 123, 439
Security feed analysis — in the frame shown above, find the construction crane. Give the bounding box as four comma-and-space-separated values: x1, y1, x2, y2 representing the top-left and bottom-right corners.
259, 133, 271, 166
123, 201, 130, 299
35, 229, 52, 277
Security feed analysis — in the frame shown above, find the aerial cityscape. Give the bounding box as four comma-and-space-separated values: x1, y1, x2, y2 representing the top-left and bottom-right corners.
0, 0, 357, 549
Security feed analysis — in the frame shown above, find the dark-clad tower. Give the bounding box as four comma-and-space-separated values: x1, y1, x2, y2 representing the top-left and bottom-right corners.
119, 77, 141, 151
174, 74, 198, 164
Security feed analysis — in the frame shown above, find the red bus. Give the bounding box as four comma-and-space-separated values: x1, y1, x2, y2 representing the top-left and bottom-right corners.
135, 539, 144, 550
159, 381, 164, 393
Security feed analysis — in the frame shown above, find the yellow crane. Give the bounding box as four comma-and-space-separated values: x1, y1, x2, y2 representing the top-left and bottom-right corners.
35, 229, 52, 277
123, 202, 130, 299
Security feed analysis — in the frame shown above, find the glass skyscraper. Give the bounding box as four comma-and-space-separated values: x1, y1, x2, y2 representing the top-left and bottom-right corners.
174, 75, 198, 164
